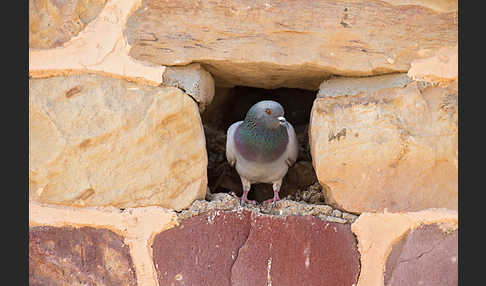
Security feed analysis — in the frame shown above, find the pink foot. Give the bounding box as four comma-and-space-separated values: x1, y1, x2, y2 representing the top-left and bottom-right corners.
240, 189, 256, 206
263, 190, 281, 205
241, 197, 257, 205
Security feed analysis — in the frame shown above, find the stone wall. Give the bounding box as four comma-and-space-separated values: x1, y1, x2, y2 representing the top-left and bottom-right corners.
29, 0, 458, 285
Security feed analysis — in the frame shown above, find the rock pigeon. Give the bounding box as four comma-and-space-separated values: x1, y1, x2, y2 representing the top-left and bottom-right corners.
226, 100, 299, 205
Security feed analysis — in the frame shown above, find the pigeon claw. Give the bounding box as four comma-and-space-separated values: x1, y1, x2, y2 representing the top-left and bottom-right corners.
263, 188, 281, 210
263, 197, 281, 204
240, 197, 257, 206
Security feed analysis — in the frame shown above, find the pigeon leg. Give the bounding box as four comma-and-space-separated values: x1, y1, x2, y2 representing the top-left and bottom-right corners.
264, 180, 282, 206
240, 177, 256, 206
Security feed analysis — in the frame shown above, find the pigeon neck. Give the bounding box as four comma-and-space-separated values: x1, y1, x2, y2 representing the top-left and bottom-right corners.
235, 118, 289, 163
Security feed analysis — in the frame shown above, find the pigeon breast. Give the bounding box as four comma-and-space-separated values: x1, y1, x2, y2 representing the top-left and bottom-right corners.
234, 121, 289, 163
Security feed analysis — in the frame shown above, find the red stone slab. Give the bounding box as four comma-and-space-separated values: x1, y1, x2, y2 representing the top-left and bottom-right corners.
384, 224, 458, 286
232, 214, 360, 286
152, 210, 360, 286
152, 210, 252, 285
29, 226, 137, 286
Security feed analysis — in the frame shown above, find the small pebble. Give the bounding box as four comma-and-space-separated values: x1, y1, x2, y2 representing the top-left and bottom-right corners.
342, 212, 359, 222
315, 205, 333, 215
332, 209, 342, 218
322, 215, 347, 224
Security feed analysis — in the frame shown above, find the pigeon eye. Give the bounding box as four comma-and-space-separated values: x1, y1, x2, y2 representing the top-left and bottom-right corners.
265, 108, 272, 115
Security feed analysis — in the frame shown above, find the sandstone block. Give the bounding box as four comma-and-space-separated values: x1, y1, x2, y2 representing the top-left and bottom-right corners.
29, 0, 165, 86
351, 209, 458, 286
29, 226, 137, 286
125, 0, 457, 89
29, 0, 107, 49
408, 45, 458, 85
29, 73, 207, 210
310, 74, 458, 213
152, 209, 360, 286
162, 63, 215, 112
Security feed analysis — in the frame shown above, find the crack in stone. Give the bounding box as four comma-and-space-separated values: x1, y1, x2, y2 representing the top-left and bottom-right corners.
397, 245, 436, 265
173, 194, 360, 285
229, 213, 252, 286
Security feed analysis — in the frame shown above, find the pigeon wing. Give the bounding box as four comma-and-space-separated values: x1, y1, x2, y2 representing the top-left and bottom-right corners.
285, 122, 299, 167
226, 121, 242, 167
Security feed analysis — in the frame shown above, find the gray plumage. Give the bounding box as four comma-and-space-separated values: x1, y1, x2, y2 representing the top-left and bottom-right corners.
226, 100, 298, 205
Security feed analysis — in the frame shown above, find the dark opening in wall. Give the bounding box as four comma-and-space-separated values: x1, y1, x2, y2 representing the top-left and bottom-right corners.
202, 86, 324, 204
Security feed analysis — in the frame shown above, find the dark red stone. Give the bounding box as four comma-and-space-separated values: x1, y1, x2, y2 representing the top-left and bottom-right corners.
152, 210, 360, 286
231, 214, 360, 286
384, 224, 458, 286
152, 210, 251, 285
29, 226, 137, 286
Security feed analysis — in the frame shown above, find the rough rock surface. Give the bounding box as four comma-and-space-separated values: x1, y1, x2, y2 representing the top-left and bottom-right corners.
125, 0, 457, 89
153, 208, 360, 286
179, 192, 357, 224
351, 209, 458, 286
317, 73, 411, 98
29, 201, 178, 286
381, 0, 458, 12
29, 73, 207, 210
231, 213, 360, 286
310, 74, 458, 213
408, 45, 458, 85
29, 226, 137, 286
152, 210, 251, 286
29, 0, 108, 49
384, 224, 458, 286
29, 0, 165, 86
162, 63, 215, 112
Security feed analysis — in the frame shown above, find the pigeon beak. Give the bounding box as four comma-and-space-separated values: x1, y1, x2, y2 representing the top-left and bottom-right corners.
277, 116, 287, 125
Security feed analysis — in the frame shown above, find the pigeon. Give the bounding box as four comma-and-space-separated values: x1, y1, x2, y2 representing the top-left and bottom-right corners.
226, 100, 299, 206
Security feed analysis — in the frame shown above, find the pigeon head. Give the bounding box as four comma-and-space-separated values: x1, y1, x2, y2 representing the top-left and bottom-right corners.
235, 100, 289, 163
244, 100, 287, 130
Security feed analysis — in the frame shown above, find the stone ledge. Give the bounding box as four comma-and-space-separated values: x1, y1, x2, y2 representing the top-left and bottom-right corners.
125, 0, 457, 89
317, 73, 411, 98
178, 193, 358, 224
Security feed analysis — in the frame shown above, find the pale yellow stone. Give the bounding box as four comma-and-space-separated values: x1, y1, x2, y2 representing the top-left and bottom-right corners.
29, 0, 108, 49
162, 63, 215, 112
29, 74, 207, 210
310, 76, 457, 213
125, 0, 457, 89
381, 0, 457, 13
408, 45, 458, 85
317, 73, 411, 98
29, 0, 165, 86
29, 201, 178, 286
351, 209, 458, 286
